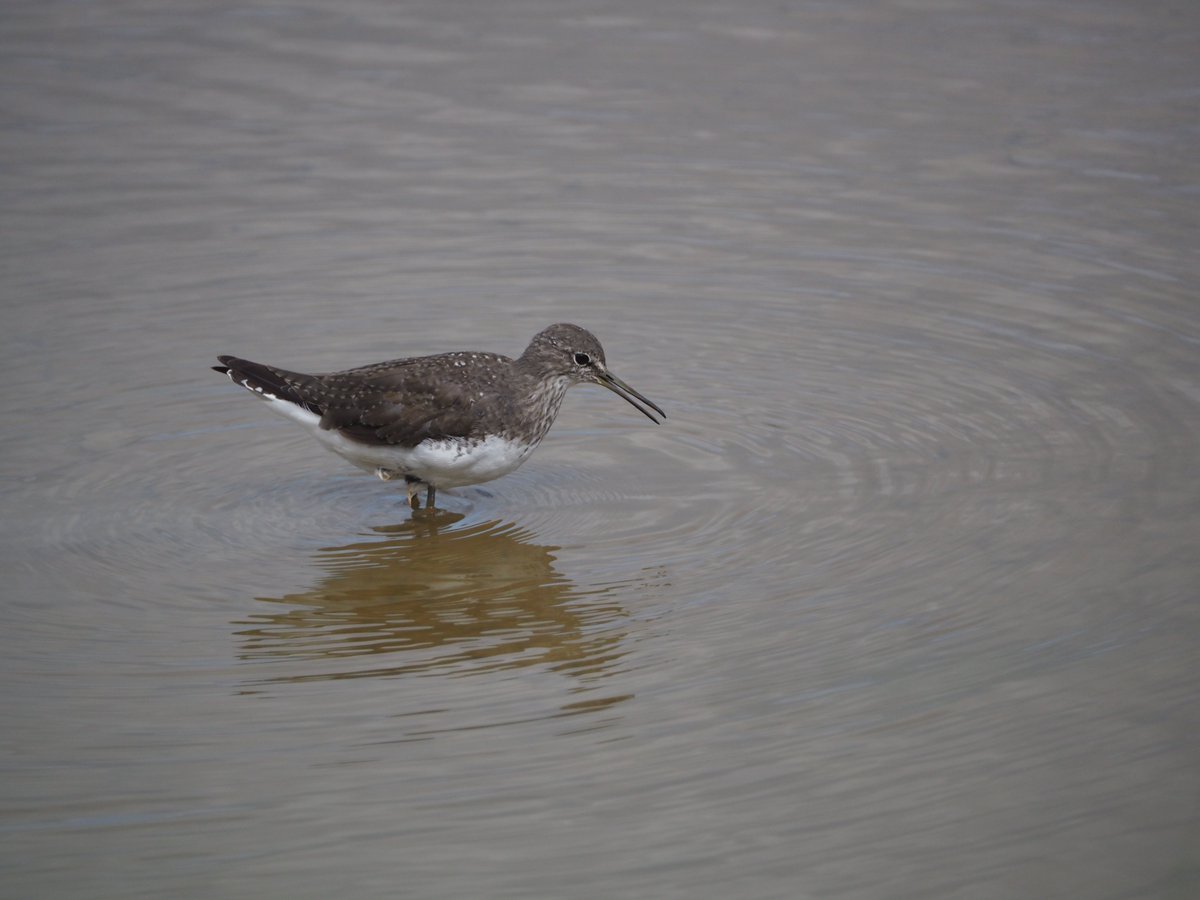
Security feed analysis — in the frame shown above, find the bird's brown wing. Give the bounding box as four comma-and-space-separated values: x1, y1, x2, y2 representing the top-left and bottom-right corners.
217, 353, 517, 448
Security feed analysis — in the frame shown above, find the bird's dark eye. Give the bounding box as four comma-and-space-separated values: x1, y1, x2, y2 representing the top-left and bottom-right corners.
573, 352, 591, 366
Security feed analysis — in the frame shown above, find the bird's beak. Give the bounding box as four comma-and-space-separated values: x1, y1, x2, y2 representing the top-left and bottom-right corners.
597, 369, 666, 424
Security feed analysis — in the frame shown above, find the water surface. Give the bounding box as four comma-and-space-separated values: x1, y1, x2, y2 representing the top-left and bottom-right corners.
2, 1, 1198, 897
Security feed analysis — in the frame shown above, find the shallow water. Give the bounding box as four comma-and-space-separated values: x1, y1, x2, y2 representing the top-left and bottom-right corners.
2, 1, 1198, 897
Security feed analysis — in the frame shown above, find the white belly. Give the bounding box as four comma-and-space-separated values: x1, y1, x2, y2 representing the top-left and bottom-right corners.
261, 395, 537, 488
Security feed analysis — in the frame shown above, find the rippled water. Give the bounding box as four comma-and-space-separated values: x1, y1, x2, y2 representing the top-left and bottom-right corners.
3, 1, 1198, 897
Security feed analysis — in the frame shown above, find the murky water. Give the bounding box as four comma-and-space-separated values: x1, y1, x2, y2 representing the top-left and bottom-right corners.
3, 1, 1198, 897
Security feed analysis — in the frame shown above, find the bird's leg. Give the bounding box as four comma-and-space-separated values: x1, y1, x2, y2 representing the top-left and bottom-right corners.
404, 475, 422, 510
425, 484, 437, 509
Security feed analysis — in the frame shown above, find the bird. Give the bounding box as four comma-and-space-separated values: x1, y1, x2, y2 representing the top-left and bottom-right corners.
213, 323, 665, 510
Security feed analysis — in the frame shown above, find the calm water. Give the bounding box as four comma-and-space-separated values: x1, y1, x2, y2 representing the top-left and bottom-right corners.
2, 1, 1198, 897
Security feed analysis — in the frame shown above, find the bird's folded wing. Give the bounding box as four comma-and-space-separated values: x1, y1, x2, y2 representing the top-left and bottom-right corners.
316, 369, 510, 447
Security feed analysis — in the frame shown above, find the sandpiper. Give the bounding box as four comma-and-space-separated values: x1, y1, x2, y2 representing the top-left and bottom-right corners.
213, 323, 664, 509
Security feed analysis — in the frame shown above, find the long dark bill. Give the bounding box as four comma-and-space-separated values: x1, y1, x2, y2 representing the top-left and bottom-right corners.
599, 371, 666, 424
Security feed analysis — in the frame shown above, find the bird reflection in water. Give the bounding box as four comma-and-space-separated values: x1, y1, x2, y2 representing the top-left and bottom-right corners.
235, 513, 630, 703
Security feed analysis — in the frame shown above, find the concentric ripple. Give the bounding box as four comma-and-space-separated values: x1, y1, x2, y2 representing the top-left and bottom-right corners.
7, 260, 1197, 695
5, 84, 1192, 701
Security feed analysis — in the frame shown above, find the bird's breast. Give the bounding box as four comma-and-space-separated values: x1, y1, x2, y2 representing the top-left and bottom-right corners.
407, 434, 538, 486
315, 429, 538, 488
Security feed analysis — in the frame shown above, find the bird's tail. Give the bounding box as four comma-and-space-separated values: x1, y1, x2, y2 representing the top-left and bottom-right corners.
213, 356, 321, 414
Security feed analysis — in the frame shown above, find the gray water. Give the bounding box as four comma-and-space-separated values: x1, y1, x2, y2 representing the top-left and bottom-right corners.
2, 1, 1198, 898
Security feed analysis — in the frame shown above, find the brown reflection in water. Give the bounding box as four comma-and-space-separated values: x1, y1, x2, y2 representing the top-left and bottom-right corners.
235, 514, 629, 691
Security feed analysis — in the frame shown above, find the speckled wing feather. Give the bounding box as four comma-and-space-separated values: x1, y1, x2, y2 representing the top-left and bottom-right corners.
216, 353, 519, 448
214, 356, 322, 415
